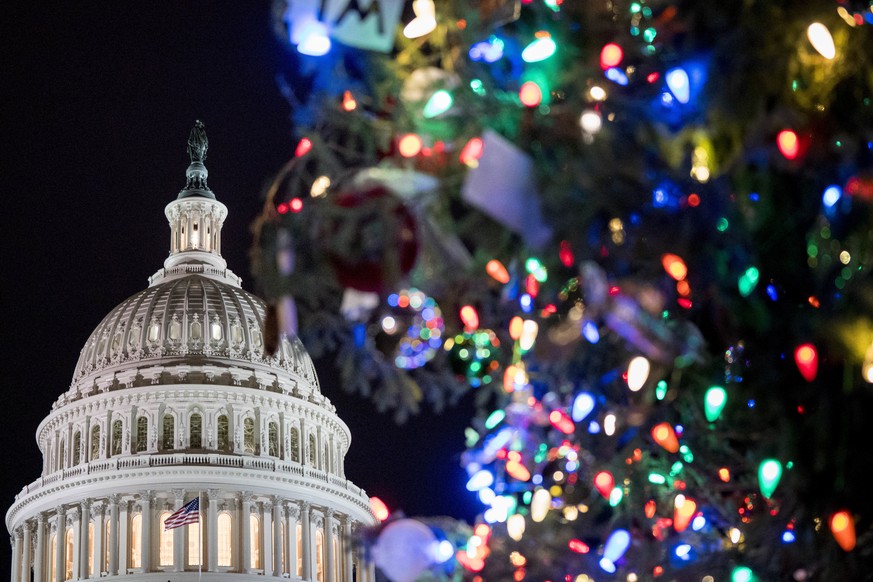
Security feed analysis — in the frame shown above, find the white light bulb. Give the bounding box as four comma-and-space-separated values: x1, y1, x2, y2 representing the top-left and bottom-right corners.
580, 110, 603, 134
807, 22, 836, 59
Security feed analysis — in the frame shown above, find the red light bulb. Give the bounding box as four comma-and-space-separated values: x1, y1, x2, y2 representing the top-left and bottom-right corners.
777, 130, 800, 160
594, 470, 614, 498
794, 343, 818, 382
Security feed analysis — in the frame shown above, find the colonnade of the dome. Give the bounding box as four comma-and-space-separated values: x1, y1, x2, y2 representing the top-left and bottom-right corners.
8, 490, 376, 582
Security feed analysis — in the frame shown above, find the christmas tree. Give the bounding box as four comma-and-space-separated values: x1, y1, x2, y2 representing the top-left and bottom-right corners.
252, 0, 873, 580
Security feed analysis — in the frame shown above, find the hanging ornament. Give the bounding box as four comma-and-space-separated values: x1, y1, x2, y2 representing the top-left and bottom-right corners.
448, 329, 501, 387
323, 183, 419, 294
371, 518, 438, 582
376, 289, 445, 370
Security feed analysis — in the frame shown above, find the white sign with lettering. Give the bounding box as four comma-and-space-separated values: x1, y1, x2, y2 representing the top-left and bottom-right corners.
285, 0, 405, 53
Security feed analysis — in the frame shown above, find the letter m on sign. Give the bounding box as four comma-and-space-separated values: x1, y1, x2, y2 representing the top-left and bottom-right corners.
286, 0, 404, 53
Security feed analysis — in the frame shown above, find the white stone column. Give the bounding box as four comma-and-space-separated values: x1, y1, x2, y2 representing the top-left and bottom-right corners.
263, 500, 273, 573
34, 515, 45, 582
272, 498, 282, 577
172, 490, 185, 572
207, 489, 219, 571
21, 522, 32, 582
325, 510, 335, 582
117, 498, 128, 574
108, 495, 120, 576
71, 509, 81, 579
240, 492, 252, 573
53, 509, 64, 582
285, 504, 299, 579
139, 491, 152, 572
300, 502, 312, 581
342, 520, 353, 582
11, 527, 21, 582
93, 504, 105, 578
78, 501, 90, 579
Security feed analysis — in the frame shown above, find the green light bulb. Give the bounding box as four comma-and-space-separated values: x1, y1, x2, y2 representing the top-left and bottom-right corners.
758, 459, 783, 499
656, 380, 668, 400
485, 409, 505, 430
521, 37, 557, 63
738, 266, 760, 297
704, 385, 728, 422
731, 566, 756, 582
609, 487, 623, 507
422, 90, 453, 118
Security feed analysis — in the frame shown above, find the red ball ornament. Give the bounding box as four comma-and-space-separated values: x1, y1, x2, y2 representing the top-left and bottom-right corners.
326, 185, 419, 293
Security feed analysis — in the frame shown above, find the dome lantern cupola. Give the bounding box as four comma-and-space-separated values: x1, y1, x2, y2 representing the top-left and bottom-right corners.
151, 121, 239, 286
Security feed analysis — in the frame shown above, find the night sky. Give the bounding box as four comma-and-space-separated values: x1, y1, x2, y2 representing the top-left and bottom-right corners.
3, 2, 477, 574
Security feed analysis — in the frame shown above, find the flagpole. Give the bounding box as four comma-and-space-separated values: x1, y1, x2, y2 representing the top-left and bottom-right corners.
198, 491, 203, 582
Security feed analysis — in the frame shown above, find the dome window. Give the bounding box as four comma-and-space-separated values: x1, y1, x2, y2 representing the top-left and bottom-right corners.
217, 512, 233, 567
243, 418, 255, 454
251, 328, 263, 352
230, 318, 244, 347
147, 319, 161, 343
190, 413, 203, 448
162, 415, 175, 450
190, 315, 203, 345
159, 512, 174, 566
128, 322, 141, 348
90, 425, 100, 460
210, 316, 223, 343
268, 422, 279, 457
217, 415, 230, 452
135, 417, 148, 453
168, 314, 182, 343
289, 427, 300, 463
111, 328, 123, 353
130, 514, 142, 568
308, 434, 317, 467
249, 514, 261, 570
65, 527, 74, 580
72, 431, 81, 466
111, 420, 123, 456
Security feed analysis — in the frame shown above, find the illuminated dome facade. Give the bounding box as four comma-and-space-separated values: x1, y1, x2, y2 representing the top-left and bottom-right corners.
6, 122, 376, 582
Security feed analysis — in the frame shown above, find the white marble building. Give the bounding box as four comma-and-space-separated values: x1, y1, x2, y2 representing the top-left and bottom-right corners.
6, 123, 376, 582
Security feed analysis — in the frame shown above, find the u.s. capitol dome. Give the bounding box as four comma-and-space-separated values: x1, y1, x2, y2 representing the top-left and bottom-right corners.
6, 122, 376, 582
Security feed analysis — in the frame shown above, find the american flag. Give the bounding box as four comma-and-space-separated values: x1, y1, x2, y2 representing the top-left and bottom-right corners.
164, 497, 200, 530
